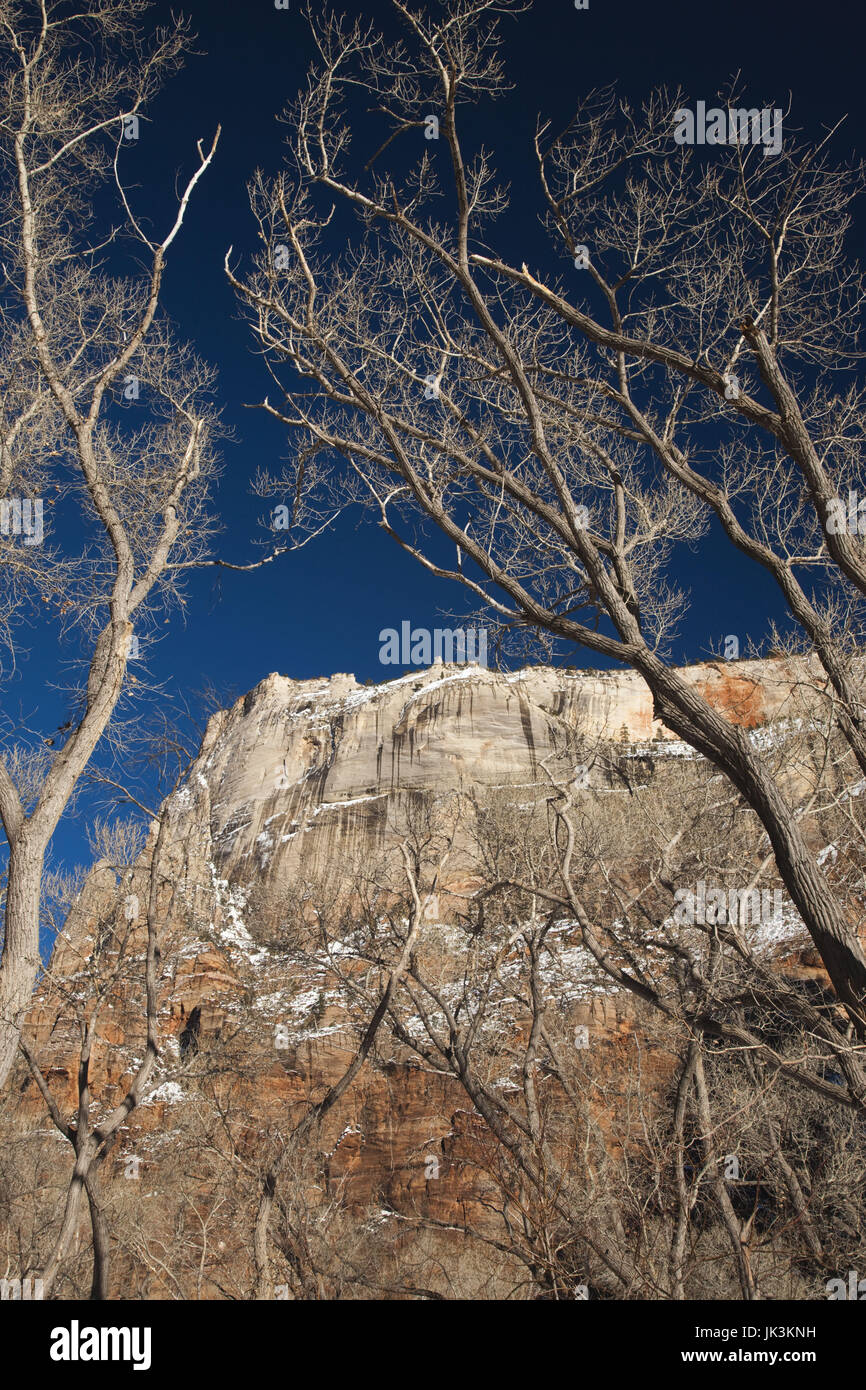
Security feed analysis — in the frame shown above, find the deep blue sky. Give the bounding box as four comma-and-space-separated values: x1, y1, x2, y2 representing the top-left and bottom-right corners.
8, 0, 866, 882
109, 0, 866, 695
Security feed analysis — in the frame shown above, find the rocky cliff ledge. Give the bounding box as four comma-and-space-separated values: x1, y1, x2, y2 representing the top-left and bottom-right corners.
2, 654, 831, 1298
180, 654, 824, 890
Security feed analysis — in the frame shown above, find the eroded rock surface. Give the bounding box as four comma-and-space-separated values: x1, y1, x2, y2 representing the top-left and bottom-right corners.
2, 655, 833, 1296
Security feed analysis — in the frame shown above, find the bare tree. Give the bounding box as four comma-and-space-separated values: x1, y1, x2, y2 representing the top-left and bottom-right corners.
18, 805, 172, 1298
249, 834, 453, 1299
7, 719, 866, 1298
231, 0, 866, 1031
322, 773, 866, 1298
0, 0, 222, 1086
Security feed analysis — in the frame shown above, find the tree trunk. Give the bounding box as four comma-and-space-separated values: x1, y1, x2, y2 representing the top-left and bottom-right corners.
85, 1171, 111, 1300
645, 657, 866, 1035
0, 837, 44, 1090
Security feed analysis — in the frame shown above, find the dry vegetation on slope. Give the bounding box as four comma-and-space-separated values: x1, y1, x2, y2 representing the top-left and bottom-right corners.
3, 659, 866, 1299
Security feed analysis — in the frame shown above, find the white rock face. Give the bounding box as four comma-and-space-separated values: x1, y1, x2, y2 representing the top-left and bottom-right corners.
163, 655, 830, 892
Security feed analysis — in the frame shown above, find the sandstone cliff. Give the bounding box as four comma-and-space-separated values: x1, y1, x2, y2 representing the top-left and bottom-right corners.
1, 654, 831, 1298
167, 653, 826, 891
